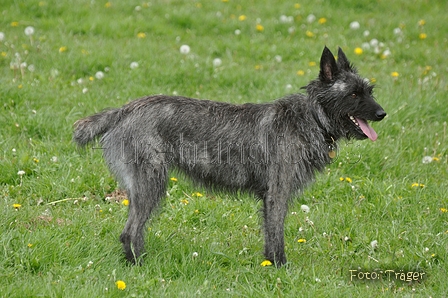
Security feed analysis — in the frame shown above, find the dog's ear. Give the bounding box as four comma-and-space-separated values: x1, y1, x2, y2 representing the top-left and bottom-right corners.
319, 46, 338, 83
337, 47, 352, 72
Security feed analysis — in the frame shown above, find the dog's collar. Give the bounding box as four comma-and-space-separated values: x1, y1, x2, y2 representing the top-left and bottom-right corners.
310, 109, 337, 158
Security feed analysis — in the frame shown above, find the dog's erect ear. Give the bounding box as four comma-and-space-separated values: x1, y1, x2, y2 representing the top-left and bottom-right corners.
319, 46, 338, 83
337, 47, 351, 71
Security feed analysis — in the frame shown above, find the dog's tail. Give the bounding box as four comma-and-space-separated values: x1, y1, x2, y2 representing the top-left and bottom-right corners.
73, 108, 122, 147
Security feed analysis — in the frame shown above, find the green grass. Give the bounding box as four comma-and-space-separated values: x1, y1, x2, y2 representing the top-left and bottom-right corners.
1, 0, 447, 296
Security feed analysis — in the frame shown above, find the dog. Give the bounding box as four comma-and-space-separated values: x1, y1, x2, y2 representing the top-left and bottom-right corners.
73, 46, 386, 266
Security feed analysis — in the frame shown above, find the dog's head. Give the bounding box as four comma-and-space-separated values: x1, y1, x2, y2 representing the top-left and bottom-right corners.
308, 46, 386, 141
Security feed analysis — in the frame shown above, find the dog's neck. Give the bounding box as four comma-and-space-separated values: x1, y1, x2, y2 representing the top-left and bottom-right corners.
310, 108, 337, 158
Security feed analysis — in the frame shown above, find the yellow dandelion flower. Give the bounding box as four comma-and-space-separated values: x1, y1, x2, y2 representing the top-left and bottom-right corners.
11, 21, 19, 27
256, 24, 264, 32
192, 192, 203, 197
33, 158, 39, 163
104, 2, 112, 8
419, 33, 427, 40
13, 204, 22, 209
89, 76, 94, 81
194, 209, 199, 214
59, 46, 67, 53
1, 52, 7, 57
255, 64, 262, 70
345, 177, 352, 183
305, 30, 314, 37
170, 177, 178, 182
137, 32, 146, 39
297, 238, 307, 243
294, 3, 301, 9
339, 177, 345, 181
122, 199, 129, 206
115, 280, 126, 290
18, 84, 23, 89
238, 15, 246, 21
260, 260, 273, 266
181, 199, 189, 205
308, 61, 316, 67
432, 157, 440, 162
418, 19, 425, 26
354, 47, 363, 55
318, 18, 327, 24
440, 208, 447, 213
296, 70, 305, 76
370, 78, 377, 83
411, 183, 425, 188
27, 243, 33, 248
391, 71, 399, 77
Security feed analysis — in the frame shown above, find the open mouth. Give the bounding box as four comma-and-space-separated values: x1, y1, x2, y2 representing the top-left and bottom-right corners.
349, 115, 378, 141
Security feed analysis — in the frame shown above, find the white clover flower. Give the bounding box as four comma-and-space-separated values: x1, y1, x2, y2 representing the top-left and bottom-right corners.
393, 28, 402, 35
179, 44, 190, 54
130, 62, 139, 69
192, 252, 199, 258
274, 55, 282, 63
51, 156, 58, 162
306, 14, 316, 23
0, 32, 5, 41
300, 204, 310, 213
95, 71, 104, 79
24, 26, 35, 36
18, 170, 25, 176
285, 84, 292, 90
28, 64, 35, 72
370, 240, 378, 249
349, 21, 360, 30
82, 88, 88, 94
212, 58, 222, 67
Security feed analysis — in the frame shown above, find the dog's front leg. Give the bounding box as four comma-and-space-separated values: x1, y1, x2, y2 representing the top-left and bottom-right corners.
261, 186, 289, 267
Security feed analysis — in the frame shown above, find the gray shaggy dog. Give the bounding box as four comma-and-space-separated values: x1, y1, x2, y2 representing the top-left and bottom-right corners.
74, 46, 386, 266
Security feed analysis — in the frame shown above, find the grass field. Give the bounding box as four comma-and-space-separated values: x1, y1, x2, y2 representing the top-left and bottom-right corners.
1, 0, 447, 296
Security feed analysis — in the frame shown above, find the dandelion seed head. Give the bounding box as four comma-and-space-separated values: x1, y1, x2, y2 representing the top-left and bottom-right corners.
130, 62, 139, 69
363, 30, 370, 37
300, 204, 310, 213
192, 252, 199, 258
234, 29, 241, 35
24, 26, 35, 36
213, 58, 222, 67
18, 170, 25, 176
180, 44, 190, 54
349, 21, 360, 30
82, 88, 88, 94
95, 71, 104, 79
370, 240, 378, 249
306, 14, 316, 23
422, 156, 432, 164
0, 32, 5, 41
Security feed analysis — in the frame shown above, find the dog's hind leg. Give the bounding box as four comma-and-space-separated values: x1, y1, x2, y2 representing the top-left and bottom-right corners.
119, 163, 168, 265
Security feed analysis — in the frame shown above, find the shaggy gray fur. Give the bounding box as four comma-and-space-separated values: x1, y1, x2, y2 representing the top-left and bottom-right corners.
73, 47, 386, 266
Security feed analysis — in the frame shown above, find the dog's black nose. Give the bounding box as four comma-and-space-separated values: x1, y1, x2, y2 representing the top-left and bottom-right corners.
376, 110, 386, 120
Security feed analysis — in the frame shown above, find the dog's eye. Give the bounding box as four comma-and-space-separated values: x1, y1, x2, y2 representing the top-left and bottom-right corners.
351, 93, 357, 98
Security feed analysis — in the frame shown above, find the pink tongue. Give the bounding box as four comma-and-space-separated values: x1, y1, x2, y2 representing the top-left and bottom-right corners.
355, 117, 378, 141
